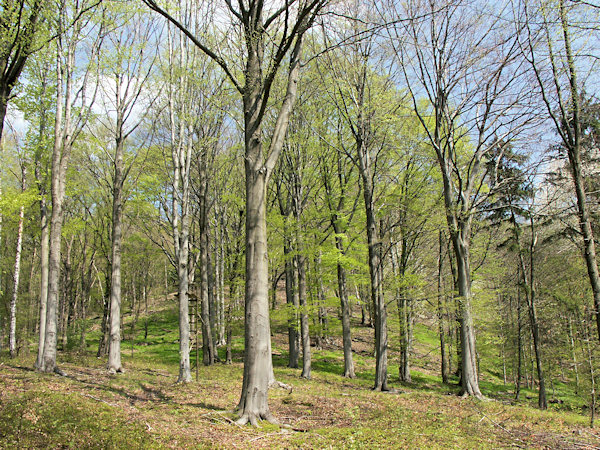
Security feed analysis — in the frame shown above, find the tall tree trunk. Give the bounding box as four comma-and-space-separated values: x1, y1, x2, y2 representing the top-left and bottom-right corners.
236, 167, 274, 425
9, 203, 25, 357
298, 254, 311, 379
512, 210, 546, 409
176, 223, 192, 381
40, 43, 73, 374
34, 117, 50, 368
515, 288, 523, 400
557, 0, 600, 342
200, 224, 214, 365
335, 236, 355, 378
363, 174, 388, 391
568, 315, 579, 393
284, 238, 299, 368
451, 232, 482, 398
437, 231, 449, 384
107, 135, 125, 374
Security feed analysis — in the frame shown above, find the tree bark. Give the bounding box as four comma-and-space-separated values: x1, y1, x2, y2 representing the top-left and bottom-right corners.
298, 254, 311, 379
336, 242, 355, 378
107, 133, 125, 374
284, 238, 299, 368
362, 172, 388, 391
437, 231, 449, 384
9, 203, 25, 357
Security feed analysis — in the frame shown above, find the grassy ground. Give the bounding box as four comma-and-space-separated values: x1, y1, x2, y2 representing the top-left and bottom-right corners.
1, 300, 599, 449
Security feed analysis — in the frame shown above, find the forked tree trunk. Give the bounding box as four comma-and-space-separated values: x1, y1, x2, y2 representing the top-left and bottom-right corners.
452, 235, 481, 398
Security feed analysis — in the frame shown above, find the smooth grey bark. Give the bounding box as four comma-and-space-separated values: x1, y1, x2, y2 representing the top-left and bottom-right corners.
391, 240, 413, 383
143, 0, 322, 426
297, 254, 311, 379
276, 178, 299, 369
336, 253, 355, 378
39, 2, 101, 374
284, 239, 299, 368
361, 161, 388, 391
9, 200, 25, 357
40, 31, 75, 374
34, 116, 50, 369
165, 25, 193, 382
107, 127, 125, 374
437, 231, 449, 384
199, 199, 214, 366
97, 271, 110, 357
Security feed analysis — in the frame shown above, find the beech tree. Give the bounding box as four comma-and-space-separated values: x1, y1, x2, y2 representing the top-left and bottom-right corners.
518, 0, 600, 342
94, 3, 159, 374
320, 5, 402, 390
37, 0, 103, 374
142, 0, 327, 425
389, 0, 535, 397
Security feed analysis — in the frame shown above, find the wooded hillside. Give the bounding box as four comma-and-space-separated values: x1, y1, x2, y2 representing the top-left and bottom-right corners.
0, 0, 599, 442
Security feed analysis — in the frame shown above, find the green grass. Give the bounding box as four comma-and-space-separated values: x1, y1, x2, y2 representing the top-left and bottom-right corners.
1, 300, 599, 448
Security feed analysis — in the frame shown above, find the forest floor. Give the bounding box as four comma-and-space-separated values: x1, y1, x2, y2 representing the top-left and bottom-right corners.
1, 298, 599, 449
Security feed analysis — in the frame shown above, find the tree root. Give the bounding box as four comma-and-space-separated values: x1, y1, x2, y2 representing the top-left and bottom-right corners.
235, 411, 280, 427
269, 379, 293, 394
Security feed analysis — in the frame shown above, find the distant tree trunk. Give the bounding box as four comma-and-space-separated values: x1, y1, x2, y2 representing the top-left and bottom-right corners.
515, 288, 523, 400
298, 254, 311, 379
568, 315, 579, 393
335, 237, 355, 378
217, 221, 226, 346
284, 238, 299, 368
512, 210, 546, 409
208, 248, 219, 361
391, 241, 411, 383
437, 231, 449, 384
200, 223, 214, 366
97, 270, 110, 357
